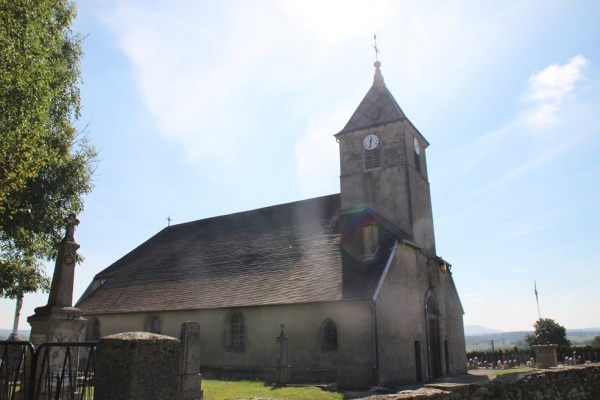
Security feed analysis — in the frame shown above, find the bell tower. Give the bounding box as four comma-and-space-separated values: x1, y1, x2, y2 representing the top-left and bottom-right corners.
335, 61, 436, 253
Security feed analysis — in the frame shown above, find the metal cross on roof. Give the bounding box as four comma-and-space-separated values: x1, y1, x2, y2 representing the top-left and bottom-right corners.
373, 33, 380, 61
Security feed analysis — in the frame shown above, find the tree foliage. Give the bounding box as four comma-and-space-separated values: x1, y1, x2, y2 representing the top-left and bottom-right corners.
525, 318, 571, 347
592, 336, 600, 347
0, 0, 97, 299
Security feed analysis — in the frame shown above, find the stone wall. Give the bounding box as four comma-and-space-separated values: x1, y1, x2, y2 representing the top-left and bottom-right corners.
365, 365, 600, 399
87, 301, 376, 388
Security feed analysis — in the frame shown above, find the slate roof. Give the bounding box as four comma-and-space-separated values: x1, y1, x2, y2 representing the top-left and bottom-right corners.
337, 62, 407, 135
76, 194, 401, 315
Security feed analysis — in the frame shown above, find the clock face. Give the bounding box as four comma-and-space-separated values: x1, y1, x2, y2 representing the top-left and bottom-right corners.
363, 134, 380, 150
413, 137, 420, 155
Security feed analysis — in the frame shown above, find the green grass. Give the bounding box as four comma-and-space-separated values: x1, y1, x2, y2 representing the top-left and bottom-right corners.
202, 380, 344, 400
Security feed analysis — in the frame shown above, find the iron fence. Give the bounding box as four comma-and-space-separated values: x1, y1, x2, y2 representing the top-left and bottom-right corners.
0, 340, 34, 400
0, 341, 96, 400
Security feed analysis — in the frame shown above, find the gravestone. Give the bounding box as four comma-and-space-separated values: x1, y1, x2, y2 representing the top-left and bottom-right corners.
180, 322, 202, 400
95, 332, 181, 400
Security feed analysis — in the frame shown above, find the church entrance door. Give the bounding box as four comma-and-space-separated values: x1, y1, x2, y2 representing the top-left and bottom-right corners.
425, 294, 442, 380
427, 317, 442, 379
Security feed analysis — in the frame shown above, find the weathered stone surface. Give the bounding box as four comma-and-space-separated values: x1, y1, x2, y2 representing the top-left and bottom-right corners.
532, 344, 558, 368
359, 365, 600, 400
95, 332, 181, 400
28, 214, 86, 352
180, 322, 202, 400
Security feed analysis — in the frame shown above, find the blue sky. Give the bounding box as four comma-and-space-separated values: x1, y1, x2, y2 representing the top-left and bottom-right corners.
2, 0, 599, 333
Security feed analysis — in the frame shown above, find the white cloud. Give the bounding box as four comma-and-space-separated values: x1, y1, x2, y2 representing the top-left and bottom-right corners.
277, 0, 397, 44
525, 56, 588, 125
97, 1, 538, 161
528, 56, 588, 102
294, 104, 347, 199
95, 2, 593, 211
528, 103, 560, 125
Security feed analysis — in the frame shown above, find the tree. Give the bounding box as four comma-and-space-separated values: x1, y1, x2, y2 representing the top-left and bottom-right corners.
525, 318, 571, 347
592, 336, 600, 347
0, 0, 97, 299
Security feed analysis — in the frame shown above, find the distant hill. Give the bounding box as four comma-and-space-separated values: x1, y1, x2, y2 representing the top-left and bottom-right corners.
465, 327, 600, 351
465, 330, 531, 351
0, 329, 30, 340
464, 325, 503, 335
567, 328, 600, 333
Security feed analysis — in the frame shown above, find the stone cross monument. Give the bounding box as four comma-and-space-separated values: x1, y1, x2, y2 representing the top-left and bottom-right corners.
276, 324, 290, 385
28, 214, 86, 347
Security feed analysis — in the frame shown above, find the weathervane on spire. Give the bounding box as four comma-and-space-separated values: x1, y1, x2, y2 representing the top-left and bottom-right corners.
373, 33, 380, 62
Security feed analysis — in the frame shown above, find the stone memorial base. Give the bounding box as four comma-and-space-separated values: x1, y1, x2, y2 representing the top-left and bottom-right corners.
27, 306, 86, 347
532, 344, 558, 368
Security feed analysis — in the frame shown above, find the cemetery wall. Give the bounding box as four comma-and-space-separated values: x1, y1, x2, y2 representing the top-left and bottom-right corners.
374, 365, 600, 400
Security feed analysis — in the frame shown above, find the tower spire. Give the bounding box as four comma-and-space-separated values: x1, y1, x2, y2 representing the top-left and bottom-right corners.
373, 34, 384, 86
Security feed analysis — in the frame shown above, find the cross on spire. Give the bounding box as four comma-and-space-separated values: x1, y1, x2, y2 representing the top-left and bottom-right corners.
373, 33, 380, 61
166, 215, 173, 227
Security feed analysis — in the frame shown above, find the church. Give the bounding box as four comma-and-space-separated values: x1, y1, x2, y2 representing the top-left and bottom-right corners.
76, 60, 467, 388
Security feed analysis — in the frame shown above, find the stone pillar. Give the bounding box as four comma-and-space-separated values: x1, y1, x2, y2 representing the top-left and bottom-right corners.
532, 344, 558, 368
276, 324, 290, 385
25, 215, 86, 399
28, 214, 86, 348
180, 322, 202, 400
95, 332, 181, 400
9, 295, 23, 340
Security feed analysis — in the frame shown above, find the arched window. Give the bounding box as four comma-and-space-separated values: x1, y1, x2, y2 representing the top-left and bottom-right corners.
425, 295, 439, 316
146, 315, 161, 334
320, 318, 338, 350
225, 312, 245, 351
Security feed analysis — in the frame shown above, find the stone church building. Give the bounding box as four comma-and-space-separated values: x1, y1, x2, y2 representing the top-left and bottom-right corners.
76, 61, 467, 388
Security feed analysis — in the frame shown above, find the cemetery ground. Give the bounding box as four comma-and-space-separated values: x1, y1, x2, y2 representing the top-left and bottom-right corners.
201, 368, 539, 400
202, 380, 344, 400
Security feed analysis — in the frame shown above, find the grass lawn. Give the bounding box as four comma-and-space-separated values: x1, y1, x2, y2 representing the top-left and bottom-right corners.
202, 380, 344, 400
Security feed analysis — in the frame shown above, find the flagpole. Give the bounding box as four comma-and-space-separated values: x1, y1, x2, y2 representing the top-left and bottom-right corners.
534, 279, 541, 320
